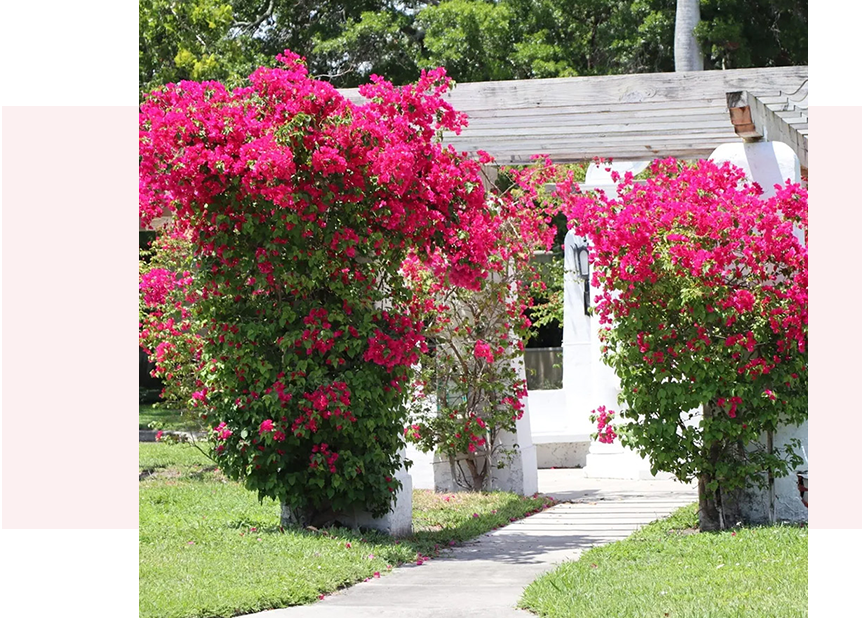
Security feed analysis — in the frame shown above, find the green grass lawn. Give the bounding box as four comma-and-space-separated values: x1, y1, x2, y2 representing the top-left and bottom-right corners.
519, 503, 808, 618
139, 404, 194, 431
140, 442, 555, 618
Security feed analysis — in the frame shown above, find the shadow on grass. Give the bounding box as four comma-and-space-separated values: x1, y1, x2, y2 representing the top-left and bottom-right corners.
237, 492, 560, 566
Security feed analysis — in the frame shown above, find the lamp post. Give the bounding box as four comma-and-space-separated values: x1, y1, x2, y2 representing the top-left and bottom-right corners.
572, 237, 590, 315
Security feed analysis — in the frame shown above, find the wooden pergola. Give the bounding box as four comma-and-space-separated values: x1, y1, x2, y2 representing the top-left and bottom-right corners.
342, 65, 808, 168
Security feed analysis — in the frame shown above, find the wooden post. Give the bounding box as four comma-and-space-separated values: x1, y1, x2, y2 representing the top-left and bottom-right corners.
726, 91, 763, 141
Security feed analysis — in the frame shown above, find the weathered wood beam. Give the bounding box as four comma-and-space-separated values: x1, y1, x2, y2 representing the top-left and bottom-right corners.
340, 66, 807, 111
726, 90, 808, 168
726, 91, 763, 140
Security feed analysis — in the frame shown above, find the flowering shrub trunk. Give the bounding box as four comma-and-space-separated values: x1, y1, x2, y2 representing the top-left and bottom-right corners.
139, 52, 500, 526
557, 158, 808, 530
404, 160, 559, 491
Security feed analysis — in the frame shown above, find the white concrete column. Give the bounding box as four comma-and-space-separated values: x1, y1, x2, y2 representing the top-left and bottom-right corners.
489, 353, 539, 495
341, 448, 413, 536
562, 230, 594, 441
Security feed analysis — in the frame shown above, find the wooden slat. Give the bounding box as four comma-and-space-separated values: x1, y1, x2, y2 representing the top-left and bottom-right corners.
448, 130, 739, 147
442, 67, 807, 111
485, 145, 725, 164
462, 98, 731, 120
463, 110, 730, 131
340, 67, 807, 110
774, 109, 809, 121
450, 119, 733, 139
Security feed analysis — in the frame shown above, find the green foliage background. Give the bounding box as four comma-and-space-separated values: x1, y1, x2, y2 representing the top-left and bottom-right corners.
140, 0, 807, 94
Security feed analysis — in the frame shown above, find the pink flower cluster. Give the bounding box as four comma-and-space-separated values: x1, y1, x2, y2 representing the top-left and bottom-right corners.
214, 421, 233, 440
289, 382, 356, 438
716, 396, 743, 418
364, 312, 428, 371
292, 307, 343, 357
557, 159, 807, 406
139, 51, 496, 289
309, 443, 339, 473
404, 424, 422, 440
589, 406, 617, 444
141, 268, 181, 308
473, 340, 494, 362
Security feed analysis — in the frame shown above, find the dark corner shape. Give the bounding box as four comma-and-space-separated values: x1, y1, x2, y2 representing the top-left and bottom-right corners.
0, 560, 56, 618
0, 3, 65, 76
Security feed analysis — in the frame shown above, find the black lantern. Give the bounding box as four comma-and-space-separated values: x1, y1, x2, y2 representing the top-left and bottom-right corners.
573, 237, 590, 315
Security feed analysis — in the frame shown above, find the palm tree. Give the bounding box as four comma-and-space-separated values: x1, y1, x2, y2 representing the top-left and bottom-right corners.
674, 0, 703, 71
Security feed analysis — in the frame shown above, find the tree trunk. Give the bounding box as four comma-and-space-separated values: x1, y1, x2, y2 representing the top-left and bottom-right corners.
674, 0, 703, 72
698, 474, 745, 530
698, 401, 743, 530
281, 502, 335, 528
766, 429, 776, 524
281, 502, 302, 528
698, 473, 724, 531
465, 455, 486, 491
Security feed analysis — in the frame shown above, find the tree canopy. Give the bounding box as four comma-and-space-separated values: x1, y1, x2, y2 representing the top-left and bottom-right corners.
140, 0, 807, 93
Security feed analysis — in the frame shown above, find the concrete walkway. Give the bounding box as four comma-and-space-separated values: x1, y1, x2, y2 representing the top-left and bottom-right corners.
249, 469, 697, 618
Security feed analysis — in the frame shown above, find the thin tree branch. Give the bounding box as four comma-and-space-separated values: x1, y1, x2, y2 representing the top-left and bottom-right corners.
234, 0, 275, 33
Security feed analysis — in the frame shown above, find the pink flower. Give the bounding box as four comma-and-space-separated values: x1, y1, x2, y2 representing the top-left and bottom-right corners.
214, 422, 233, 440
155, 430, 163, 442
259, 419, 275, 434
473, 340, 494, 363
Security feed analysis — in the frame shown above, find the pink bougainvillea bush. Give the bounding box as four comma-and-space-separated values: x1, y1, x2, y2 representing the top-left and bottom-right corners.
557, 158, 808, 530
403, 159, 560, 490
140, 232, 202, 416
139, 52, 501, 525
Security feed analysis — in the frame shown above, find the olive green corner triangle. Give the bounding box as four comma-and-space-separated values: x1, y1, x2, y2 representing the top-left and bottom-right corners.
2, 560, 138, 618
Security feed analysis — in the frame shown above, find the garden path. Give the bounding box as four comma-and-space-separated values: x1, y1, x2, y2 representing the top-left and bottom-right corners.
248, 469, 696, 618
